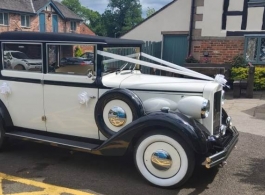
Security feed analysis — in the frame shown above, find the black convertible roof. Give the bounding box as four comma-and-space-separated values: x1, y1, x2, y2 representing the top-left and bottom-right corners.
0, 31, 144, 46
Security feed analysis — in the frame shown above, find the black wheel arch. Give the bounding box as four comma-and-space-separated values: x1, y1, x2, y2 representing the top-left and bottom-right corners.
93, 111, 210, 156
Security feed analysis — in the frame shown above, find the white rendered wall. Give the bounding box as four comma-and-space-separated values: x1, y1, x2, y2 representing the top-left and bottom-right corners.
200, 0, 226, 37
121, 0, 192, 42
228, 0, 244, 11
246, 7, 264, 30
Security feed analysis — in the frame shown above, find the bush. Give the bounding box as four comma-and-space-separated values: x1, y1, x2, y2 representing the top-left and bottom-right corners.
254, 67, 265, 90
231, 66, 265, 90
185, 54, 199, 63
230, 54, 247, 68
74, 46, 82, 57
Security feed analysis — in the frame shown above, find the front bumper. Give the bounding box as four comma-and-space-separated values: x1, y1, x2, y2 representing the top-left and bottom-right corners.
204, 126, 239, 168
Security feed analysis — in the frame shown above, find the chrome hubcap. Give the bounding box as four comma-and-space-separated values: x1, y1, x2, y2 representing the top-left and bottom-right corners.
108, 106, 127, 127
151, 149, 172, 171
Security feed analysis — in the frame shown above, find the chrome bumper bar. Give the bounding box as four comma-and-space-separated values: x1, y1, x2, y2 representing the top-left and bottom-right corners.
205, 126, 239, 168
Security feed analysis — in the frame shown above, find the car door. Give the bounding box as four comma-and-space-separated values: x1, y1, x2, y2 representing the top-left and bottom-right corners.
43, 43, 99, 139
1, 42, 46, 131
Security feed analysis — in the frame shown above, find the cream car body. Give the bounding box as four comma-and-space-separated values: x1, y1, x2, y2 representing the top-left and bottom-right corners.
0, 31, 238, 189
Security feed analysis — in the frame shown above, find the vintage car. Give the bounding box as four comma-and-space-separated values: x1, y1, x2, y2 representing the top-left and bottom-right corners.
0, 31, 238, 188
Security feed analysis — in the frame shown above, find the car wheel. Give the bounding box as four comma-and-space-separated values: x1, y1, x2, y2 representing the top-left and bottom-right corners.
14, 64, 25, 70
95, 90, 144, 138
134, 130, 195, 188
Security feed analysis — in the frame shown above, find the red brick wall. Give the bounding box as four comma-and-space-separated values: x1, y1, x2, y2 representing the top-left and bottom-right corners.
192, 39, 245, 64
78, 23, 96, 53
0, 12, 82, 33
79, 23, 95, 35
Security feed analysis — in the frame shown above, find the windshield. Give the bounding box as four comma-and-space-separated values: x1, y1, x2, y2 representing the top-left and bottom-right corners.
101, 47, 140, 75
11, 52, 29, 59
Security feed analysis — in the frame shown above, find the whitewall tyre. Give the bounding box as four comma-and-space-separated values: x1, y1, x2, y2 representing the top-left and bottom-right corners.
94, 89, 144, 138
134, 131, 195, 188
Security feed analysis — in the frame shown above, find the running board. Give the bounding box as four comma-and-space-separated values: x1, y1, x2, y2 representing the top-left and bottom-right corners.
5, 131, 100, 151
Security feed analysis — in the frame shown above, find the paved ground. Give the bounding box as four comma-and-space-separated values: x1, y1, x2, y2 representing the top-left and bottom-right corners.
0, 90, 264, 195
224, 90, 265, 136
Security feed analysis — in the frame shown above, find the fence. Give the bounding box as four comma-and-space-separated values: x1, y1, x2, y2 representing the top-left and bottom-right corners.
141, 41, 162, 74
102, 41, 162, 74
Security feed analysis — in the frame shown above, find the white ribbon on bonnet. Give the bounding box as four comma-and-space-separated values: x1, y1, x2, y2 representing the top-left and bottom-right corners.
214, 74, 229, 88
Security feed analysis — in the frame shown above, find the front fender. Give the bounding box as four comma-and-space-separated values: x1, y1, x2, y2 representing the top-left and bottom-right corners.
93, 111, 210, 156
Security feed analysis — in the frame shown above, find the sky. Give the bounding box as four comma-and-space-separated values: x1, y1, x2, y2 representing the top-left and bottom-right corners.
57, 0, 173, 17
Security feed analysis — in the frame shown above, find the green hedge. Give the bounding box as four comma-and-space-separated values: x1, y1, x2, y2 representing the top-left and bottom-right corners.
231, 67, 265, 90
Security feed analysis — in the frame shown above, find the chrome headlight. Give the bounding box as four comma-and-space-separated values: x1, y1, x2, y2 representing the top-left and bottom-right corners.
201, 99, 210, 119
177, 96, 210, 119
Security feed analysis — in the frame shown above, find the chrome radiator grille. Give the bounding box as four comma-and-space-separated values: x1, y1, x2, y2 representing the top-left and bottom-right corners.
213, 91, 222, 135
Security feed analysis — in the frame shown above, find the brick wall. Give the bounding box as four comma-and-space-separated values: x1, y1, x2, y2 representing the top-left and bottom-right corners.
192, 39, 245, 64
0, 12, 83, 34
78, 23, 95, 53
190, 0, 245, 65
79, 23, 95, 35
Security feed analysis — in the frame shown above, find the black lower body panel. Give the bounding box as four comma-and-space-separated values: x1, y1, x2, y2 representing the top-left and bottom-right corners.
5, 130, 101, 152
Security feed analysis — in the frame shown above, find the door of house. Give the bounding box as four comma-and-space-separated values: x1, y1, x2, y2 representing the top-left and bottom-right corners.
39, 13, 46, 32
162, 34, 188, 66
52, 15, 58, 32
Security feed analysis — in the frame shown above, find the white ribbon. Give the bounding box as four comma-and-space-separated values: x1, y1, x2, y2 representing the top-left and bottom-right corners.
97, 50, 214, 81
214, 74, 228, 87
0, 82, 11, 95
78, 91, 90, 106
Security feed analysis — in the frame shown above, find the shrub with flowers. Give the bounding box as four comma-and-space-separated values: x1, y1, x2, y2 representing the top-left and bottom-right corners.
185, 54, 199, 63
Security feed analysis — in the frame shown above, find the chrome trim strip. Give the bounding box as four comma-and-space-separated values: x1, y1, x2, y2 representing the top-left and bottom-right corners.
5, 132, 92, 151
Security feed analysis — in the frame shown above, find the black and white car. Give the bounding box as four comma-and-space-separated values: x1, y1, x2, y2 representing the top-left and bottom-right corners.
0, 31, 238, 188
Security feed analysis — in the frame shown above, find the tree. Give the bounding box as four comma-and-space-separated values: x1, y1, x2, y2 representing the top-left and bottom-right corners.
61, 0, 82, 15
74, 46, 82, 57
146, 7, 156, 18
61, 0, 106, 36
80, 7, 106, 36
102, 0, 143, 37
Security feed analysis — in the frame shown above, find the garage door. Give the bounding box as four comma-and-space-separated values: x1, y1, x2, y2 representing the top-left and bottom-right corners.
162, 34, 188, 66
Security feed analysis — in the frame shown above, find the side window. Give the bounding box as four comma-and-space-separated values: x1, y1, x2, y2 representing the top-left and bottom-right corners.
2, 43, 42, 72
47, 44, 95, 76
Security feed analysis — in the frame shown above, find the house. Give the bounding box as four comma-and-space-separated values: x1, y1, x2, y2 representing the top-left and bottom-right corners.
0, 0, 95, 35
121, 0, 265, 66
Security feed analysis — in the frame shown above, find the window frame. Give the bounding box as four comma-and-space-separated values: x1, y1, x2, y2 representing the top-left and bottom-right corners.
1, 41, 44, 73
0, 12, 9, 26
248, 0, 265, 7
46, 42, 97, 76
21, 15, 30, 28
244, 35, 265, 64
70, 21, 77, 31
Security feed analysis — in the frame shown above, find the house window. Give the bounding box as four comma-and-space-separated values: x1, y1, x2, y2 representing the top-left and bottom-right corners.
21, 15, 30, 27
245, 35, 265, 64
248, 0, 265, 7
0, 13, 9, 25
70, 21, 76, 31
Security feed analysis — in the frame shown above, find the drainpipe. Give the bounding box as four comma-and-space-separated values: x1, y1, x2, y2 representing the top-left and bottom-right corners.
188, 0, 195, 55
